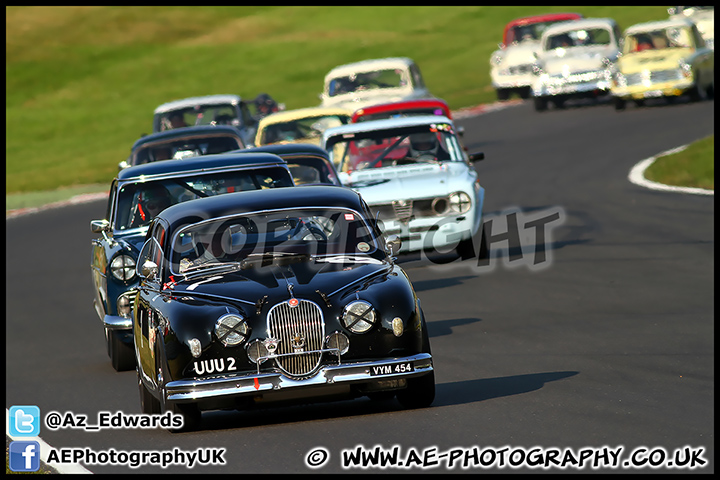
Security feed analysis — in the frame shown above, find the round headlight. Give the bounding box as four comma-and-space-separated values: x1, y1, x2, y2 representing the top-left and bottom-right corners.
342, 301, 377, 333
110, 254, 137, 281
449, 192, 472, 214
215, 314, 249, 346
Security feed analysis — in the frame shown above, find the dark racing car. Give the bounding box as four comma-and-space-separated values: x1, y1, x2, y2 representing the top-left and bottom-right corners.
90, 153, 294, 372
132, 186, 435, 431
244, 143, 343, 186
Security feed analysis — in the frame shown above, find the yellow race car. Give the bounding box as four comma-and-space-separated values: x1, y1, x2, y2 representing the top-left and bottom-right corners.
254, 106, 352, 147
610, 17, 714, 110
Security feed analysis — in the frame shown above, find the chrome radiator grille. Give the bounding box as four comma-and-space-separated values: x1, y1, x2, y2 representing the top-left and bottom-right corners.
267, 299, 325, 377
625, 69, 683, 86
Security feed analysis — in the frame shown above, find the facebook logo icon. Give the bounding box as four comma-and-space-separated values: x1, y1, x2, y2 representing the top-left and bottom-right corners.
9, 441, 41, 472
8, 405, 40, 436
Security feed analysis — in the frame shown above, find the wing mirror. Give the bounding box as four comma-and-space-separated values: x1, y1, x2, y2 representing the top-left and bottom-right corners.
90, 219, 110, 233
468, 152, 485, 162
385, 234, 401, 257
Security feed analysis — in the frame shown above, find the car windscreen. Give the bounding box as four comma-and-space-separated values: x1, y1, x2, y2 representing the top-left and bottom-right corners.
133, 135, 244, 165
328, 69, 406, 97
259, 114, 349, 145
113, 167, 293, 231
158, 104, 239, 131
325, 123, 465, 173
545, 27, 612, 50
170, 207, 384, 274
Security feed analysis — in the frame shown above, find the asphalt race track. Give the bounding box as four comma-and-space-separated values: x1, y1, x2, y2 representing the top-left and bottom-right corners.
6, 97, 714, 473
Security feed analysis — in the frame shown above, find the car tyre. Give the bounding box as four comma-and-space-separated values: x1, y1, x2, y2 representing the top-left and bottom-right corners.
108, 328, 135, 372
633, 99, 645, 108
689, 81, 707, 102
496, 88, 510, 101
396, 372, 435, 409
519, 87, 531, 99
456, 227, 489, 261
551, 97, 566, 109
614, 97, 626, 111
534, 97, 548, 112
137, 371, 161, 415
163, 399, 201, 433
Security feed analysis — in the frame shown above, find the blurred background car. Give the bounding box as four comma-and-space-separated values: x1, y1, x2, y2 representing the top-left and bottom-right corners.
243, 143, 343, 186
668, 6, 714, 50
531, 17, 622, 111
119, 125, 247, 170
610, 17, 714, 110
351, 98, 452, 122
320, 57, 435, 110
254, 106, 352, 147
490, 12, 583, 101
152, 94, 259, 147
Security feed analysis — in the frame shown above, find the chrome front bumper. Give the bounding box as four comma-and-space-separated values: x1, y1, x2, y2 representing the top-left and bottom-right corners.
104, 314, 132, 330
533, 79, 611, 97
164, 353, 433, 403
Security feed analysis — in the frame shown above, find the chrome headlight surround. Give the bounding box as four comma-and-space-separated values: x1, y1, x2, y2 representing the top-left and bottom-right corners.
326, 331, 350, 355
448, 192, 472, 214
116, 291, 135, 318
342, 300, 377, 334
110, 254, 136, 282
214, 314, 250, 347
613, 70, 627, 88
678, 59, 693, 78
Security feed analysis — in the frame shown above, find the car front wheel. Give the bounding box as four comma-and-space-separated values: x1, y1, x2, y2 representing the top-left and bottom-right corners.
107, 328, 135, 372
137, 371, 160, 415
396, 372, 435, 409
689, 80, 708, 102
162, 398, 201, 433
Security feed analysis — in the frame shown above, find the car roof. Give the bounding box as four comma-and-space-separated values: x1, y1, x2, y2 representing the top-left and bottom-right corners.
131, 125, 244, 149
116, 152, 287, 181
324, 57, 415, 80
624, 17, 695, 35
153, 94, 242, 114
543, 17, 617, 36
158, 185, 364, 230
243, 143, 330, 158
258, 106, 353, 126
506, 12, 582, 28
352, 99, 451, 120
323, 114, 453, 140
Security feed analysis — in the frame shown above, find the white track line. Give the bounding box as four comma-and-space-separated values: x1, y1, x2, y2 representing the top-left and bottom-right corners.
628, 145, 714, 195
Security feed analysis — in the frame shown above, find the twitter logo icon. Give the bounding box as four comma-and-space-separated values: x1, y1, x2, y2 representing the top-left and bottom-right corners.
8, 406, 40, 437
